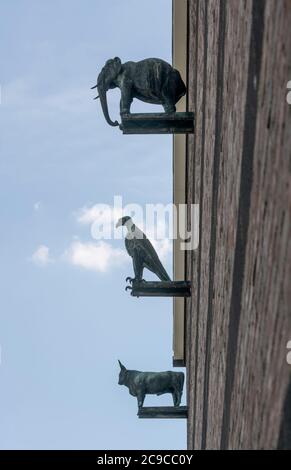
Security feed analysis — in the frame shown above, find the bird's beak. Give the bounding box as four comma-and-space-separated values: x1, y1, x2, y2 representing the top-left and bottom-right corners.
116, 220, 122, 228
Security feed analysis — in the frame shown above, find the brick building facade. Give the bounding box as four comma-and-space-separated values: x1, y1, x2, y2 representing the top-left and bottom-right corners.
173, 0, 291, 450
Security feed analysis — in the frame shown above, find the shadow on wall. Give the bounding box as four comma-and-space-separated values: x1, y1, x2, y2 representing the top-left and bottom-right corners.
277, 376, 291, 449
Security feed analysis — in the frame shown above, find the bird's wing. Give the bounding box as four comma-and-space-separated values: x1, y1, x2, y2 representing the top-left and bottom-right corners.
126, 235, 145, 280
135, 236, 171, 282
125, 236, 134, 257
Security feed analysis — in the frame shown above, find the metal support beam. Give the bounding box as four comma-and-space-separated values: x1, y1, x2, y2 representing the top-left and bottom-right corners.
120, 112, 194, 134
138, 406, 188, 419
127, 281, 191, 298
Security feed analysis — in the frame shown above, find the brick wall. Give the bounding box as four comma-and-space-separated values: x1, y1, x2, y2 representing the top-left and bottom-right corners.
185, 0, 291, 450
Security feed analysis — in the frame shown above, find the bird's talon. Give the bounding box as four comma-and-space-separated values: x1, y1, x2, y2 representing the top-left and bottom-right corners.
125, 285, 132, 292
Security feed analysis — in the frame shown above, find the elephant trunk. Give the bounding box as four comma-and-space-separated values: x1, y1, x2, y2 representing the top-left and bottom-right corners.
97, 83, 119, 127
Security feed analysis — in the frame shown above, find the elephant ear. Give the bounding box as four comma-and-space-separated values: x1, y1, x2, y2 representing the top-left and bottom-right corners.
112, 57, 122, 77
97, 57, 122, 87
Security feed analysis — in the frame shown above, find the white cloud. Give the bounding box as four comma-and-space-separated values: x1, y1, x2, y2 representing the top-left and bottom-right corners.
76, 203, 122, 225
75, 202, 173, 262
33, 201, 41, 211
31, 245, 53, 266
75, 203, 124, 241
30, 205, 172, 274
30, 237, 170, 274
65, 240, 128, 273
76, 204, 121, 225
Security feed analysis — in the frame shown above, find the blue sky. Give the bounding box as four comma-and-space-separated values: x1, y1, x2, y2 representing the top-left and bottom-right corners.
0, 0, 186, 449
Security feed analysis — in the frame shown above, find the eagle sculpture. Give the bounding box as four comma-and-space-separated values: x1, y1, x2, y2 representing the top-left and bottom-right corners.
116, 216, 171, 288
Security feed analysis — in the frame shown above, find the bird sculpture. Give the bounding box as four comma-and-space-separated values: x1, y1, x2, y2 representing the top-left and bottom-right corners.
116, 216, 171, 290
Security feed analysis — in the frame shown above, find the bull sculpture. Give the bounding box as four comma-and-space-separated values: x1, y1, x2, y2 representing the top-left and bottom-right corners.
91, 57, 186, 127
118, 360, 184, 408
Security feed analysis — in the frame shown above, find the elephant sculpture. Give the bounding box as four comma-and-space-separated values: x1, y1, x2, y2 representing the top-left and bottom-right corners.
91, 57, 186, 127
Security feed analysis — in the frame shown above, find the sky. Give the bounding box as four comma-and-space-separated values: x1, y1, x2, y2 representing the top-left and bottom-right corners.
0, 0, 186, 450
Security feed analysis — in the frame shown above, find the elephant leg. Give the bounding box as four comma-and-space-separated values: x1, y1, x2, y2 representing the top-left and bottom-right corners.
120, 80, 133, 115
162, 101, 176, 114
161, 74, 179, 113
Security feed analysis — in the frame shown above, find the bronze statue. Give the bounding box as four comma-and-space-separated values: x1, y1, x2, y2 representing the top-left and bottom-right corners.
92, 57, 186, 126
116, 216, 171, 288
118, 361, 184, 408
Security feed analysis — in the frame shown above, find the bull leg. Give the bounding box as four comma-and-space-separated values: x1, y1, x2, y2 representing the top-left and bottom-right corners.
137, 392, 145, 409
172, 390, 182, 407
176, 391, 182, 406
172, 392, 177, 406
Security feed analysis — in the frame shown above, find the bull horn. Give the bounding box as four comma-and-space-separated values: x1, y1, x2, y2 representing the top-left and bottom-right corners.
118, 360, 126, 370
